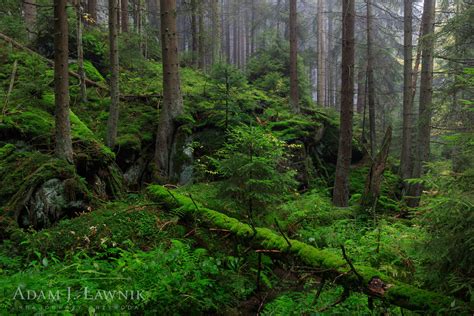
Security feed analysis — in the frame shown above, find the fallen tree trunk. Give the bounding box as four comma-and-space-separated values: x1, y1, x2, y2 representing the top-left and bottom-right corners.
0, 32, 107, 90
147, 185, 472, 314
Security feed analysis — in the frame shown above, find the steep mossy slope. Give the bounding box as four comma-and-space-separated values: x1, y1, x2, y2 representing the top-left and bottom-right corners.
0, 33, 359, 231
0, 44, 123, 231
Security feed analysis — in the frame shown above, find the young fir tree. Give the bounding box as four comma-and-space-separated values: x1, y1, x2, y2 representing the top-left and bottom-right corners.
212, 125, 297, 215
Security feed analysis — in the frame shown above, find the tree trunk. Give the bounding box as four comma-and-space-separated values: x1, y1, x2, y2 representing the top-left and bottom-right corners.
54, 0, 73, 163
400, 0, 413, 181
121, 0, 129, 32
250, 1, 255, 55
332, 0, 355, 207
23, 0, 37, 40
154, 0, 184, 178
146, 0, 160, 32
88, 0, 97, 23
225, 0, 231, 62
2, 60, 18, 116
191, 0, 198, 67
361, 126, 392, 209
356, 64, 366, 113
211, 0, 221, 64
289, 0, 299, 113
407, 0, 436, 208
327, 1, 335, 108
76, 0, 87, 102
106, 0, 120, 148
317, 0, 326, 107
198, 0, 205, 69
366, 0, 376, 155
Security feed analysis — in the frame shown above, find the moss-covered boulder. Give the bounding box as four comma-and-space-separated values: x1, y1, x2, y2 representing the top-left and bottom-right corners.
0, 144, 92, 230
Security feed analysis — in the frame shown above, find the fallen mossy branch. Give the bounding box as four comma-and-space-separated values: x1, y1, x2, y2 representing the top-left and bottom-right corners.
147, 185, 473, 314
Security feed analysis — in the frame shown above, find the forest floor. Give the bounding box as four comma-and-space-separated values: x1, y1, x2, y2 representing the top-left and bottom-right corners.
0, 37, 472, 315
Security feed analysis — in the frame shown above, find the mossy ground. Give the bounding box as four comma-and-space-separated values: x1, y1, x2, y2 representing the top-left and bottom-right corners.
1, 27, 471, 315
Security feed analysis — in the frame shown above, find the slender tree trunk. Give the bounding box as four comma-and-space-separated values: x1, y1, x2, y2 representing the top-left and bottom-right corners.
332, 0, 355, 207
225, 0, 231, 62
240, 12, 246, 67
356, 64, 366, 113
154, 0, 184, 178
400, 0, 413, 180
407, 0, 436, 207
289, 0, 299, 113
121, 0, 129, 32
23, 0, 37, 40
276, 0, 281, 36
366, 0, 376, 155
106, 0, 120, 148
146, 0, 160, 31
211, 0, 221, 64
361, 126, 392, 208
76, 0, 87, 102
250, 1, 255, 55
317, 0, 326, 107
327, 1, 334, 108
191, 0, 198, 67
2, 60, 18, 116
410, 23, 423, 110
198, 0, 205, 69
54, 0, 73, 163
88, 0, 97, 23
232, 6, 238, 66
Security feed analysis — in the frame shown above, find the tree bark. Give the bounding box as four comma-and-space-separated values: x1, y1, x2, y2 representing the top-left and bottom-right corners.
361, 126, 392, 209
407, 0, 436, 207
190, 0, 198, 67
225, 0, 231, 62
332, 0, 355, 207
87, 0, 97, 23
289, 0, 299, 113
146, 0, 160, 32
317, 0, 326, 107
23, 0, 37, 40
154, 0, 184, 178
327, 1, 335, 108
356, 64, 366, 113
400, 0, 413, 181
2, 60, 18, 116
211, 0, 221, 64
54, 0, 74, 163
366, 0, 376, 155
106, 0, 120, 148
121, 0, 129, 32
76, 0, 87, 102
198, 0, 205, 69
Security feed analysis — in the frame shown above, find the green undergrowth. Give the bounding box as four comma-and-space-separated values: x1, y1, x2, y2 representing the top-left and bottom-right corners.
147, 184, 471, 314
0, 196, 257, 314
261, 284, 406, 315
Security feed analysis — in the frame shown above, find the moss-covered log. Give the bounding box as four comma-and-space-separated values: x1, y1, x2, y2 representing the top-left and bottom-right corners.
147, 185, 472, 314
